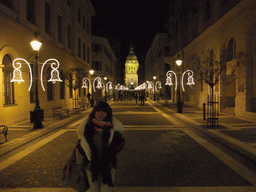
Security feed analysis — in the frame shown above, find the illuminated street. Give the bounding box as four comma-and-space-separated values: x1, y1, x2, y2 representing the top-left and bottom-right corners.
1, 99, 256, 191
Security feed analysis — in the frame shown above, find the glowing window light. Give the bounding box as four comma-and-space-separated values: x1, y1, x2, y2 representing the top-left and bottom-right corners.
11, 58, 33, 91
181, 70, 195, 92
40, 59, 62, 91
165, 70, 177, 90
82, 77, 90, 90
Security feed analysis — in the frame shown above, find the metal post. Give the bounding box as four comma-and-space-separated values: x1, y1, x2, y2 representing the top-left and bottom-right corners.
32, 53, 43, 129
90, 80, 94, 107
177, 66, 183, 113
105, 83, 107, 102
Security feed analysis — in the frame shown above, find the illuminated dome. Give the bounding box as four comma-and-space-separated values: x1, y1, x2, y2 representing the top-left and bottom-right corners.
126, 46, 138, 61
125, 45, 139, 89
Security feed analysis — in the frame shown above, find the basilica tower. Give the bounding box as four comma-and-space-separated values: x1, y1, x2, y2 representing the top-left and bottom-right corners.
125, 45, 139, 89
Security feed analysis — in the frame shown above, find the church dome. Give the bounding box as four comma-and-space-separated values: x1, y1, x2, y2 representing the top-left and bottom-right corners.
126, 46, 137, 60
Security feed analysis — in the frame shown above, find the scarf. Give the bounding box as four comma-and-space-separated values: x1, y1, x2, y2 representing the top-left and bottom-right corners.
84, 118, 114, 187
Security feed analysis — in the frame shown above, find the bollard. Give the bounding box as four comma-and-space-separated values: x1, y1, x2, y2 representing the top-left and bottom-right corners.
203, 103, 206, 120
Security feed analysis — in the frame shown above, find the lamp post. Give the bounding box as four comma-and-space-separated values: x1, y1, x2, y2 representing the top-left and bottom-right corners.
104, 77, 107, 102
153, 76, 156, 101
30, 40, 43, 128
176, 57, 183, 113
11, 39, 62, 129
89, 69, 94, 107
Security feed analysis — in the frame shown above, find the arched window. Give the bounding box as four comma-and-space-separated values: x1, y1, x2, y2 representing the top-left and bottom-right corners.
2, 55, 15, 105
227, 37, 236, 61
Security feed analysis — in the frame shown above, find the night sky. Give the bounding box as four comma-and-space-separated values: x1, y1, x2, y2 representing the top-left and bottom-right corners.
90, 0, 169, 68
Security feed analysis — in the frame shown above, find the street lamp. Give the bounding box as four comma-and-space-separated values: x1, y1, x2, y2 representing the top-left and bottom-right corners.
89, 69, 94, 107
146, 81, 154, 100
30, 40, 43, 128
104, 77, 107, 101
176, 56, 183, 113
11, 39, 62, 128
153, 76, 156, 101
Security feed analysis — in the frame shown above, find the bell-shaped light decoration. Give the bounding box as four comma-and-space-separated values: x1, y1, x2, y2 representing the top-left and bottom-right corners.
82, 81, 88, 88
156, 81, 162, 91
96, 81, 102, 89
11, 69, 25, 84
82, 77, 90, 89
109, 82, 113, 90
48, 69, 62, 84
147, 83, 152, 89
187, 75, 195, 86
165, 77, 173, 86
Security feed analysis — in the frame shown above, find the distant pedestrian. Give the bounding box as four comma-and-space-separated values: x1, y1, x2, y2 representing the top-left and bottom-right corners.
140, 92, 145, 106
87, 92, 91, 100
77, 101, 125, 192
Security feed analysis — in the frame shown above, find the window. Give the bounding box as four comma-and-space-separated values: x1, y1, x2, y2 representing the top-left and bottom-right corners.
227, 37, 236, 61
60, 71, 65, 99
92, 61, 102, 71
2, 55, 15, 105
83, 43, 86, 60
87, 23, 89, 34
92, 43, 101, 52
67, 25, 72, 49
67, 0, 71, 7
83, 16, 86, 30
87, 47, 90, 63
69, 78, 73, 98
47, 67, 53, 101
1, 0, 13, 9
206, 0, 212, 20
58, 15, 63, 43
27, 0, 35, 24
45, 2, 51, 35
221, 0, 229, 7
78, 8, 81, 23
78, 38, 81, 57
78, 77, 81, 97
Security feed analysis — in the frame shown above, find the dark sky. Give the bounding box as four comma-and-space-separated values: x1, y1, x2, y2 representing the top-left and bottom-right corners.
90, 0, 169, 66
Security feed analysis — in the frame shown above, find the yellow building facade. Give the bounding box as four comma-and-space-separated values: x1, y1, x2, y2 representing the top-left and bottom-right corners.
125, 46, 139, 89
0, 0, 95, 125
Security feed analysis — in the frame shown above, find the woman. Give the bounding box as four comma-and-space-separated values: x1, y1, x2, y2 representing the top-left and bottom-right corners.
77, 101, 125, 192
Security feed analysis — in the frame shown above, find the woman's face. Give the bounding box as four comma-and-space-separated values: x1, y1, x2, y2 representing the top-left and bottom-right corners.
95, 110, 107, 121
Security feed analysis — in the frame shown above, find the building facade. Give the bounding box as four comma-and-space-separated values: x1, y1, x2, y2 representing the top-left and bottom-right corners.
125, 46, 139, 90
165, 0, 256, 120
91, 35, 117, 101
0, 0, 95, 125
144, 33, 171, 100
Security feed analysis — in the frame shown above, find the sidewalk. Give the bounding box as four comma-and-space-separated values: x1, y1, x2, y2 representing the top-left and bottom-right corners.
155, 99, 256, 164
0, 108, 92, 156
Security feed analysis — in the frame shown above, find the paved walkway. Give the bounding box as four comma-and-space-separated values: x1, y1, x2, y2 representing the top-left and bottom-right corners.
1, 99, 256, 192
155, 99, 256, 165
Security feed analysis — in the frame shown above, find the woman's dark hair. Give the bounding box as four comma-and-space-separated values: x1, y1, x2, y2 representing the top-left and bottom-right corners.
89, 101, 113, 121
